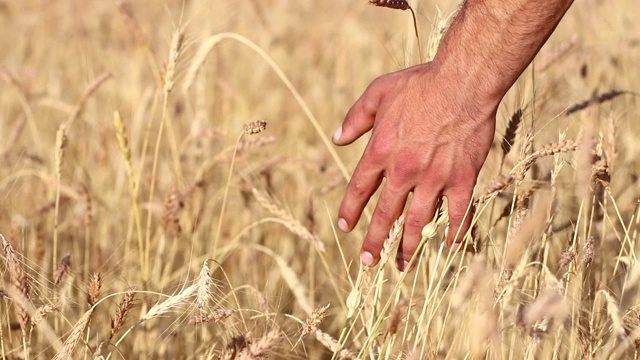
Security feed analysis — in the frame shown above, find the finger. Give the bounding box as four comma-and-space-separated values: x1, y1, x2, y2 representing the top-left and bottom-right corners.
332, 77, 388, 146
396, 188, 441, 271
361, 181, 410, 267
337, 157, 383, 233
443, 186, 475, 248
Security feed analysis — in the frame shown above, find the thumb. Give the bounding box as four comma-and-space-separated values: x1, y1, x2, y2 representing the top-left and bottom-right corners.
333, 77, 387, 146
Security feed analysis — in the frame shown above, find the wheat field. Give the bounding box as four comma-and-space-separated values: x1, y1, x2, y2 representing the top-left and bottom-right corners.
1, 0, 640, 359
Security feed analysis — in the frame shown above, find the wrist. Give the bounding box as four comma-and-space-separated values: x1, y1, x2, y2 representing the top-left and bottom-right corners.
429, 0, 573, 116
429, 53, 503, 120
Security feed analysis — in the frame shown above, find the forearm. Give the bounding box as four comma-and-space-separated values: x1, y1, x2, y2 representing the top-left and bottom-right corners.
434, 0, 574, 107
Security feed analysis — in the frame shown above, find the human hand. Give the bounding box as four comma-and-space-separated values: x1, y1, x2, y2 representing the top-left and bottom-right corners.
333, 61, 498, 271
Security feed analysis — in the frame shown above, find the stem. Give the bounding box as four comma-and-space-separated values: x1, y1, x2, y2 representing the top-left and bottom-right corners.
143, 95, 169, 285
213, 132, 244, 255
183, 33, 349, 181
409, 7, 423, 63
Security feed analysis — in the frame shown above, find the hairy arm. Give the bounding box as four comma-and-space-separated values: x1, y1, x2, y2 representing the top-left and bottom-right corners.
437, 0, 574, 108
333, 0, 574, 271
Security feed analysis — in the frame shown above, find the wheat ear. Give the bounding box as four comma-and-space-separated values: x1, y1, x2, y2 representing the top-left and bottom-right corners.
113, 111, 145, 277
1, 234, 30, 336
369, 1, 422, 61
108, 287, 137, 343
52, 124, 67, 279
52, 308, 95, 360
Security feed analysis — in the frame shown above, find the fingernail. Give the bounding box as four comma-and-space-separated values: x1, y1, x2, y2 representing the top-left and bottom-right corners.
338, 218, 349, 232
332, 126, 342, 143
396, 259, 409, 272
450, 243, 461, 253
360, 251, 374, 267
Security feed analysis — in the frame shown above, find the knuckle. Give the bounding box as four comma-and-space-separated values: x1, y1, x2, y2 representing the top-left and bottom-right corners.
399, 241, 419, 260
347, 179, 369, 198
451, 169, 479, 188
391, 160, 419, 182
368, 139, 391, 159
362, 79, 383, 106
425, 167, 448, 187
375, 206, 394, 224
370, 74, 388, 90
448, 197, 472, 224
361, 97, 377, 115
405, 211, 426, 230
448, 209, 467, 224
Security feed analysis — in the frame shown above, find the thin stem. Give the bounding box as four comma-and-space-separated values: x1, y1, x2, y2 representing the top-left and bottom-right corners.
409, 7, 423, 63
143, 95, 170, 285
213, 132, 244, 255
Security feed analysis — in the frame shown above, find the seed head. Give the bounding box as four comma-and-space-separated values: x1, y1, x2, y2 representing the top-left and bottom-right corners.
558, 247, 576, 269
369, 0, 410, 10
243, 120, 267, 135
421, 222, 438, 240
583, 237, 595, 266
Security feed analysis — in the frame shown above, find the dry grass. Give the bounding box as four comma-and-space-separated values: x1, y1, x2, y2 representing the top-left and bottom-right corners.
1, 0, 639, 359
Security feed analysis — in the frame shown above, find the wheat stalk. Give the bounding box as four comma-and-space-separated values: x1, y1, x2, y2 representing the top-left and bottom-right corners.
512, 140, 578, 178
369, 0, 409, 10
237, 328, 281, 359
600, 290, 625, 342
252, 188, 325, 252
113, 110, 145, 281
501, 109, 523, 157
368, 1, 422, 61
517, 288, 565, 329
451, 256, 486, 309
196, 260, 214, 310
189, 308, 238, 325
87, 272, 102, 307
213, 120, 268, 254
144, 27, 186, 282
109, 287, 137, 342
385, 300, 408, 338
243, 120, 268, 135
565, 89, 627, 116
558, 246, 576, 269
620, 262, 640, 313
253, 288, 270, 316
181, 32, 349, 182
52, 308, 95, 360
313, 329, 356, 359
31, 303, 59, 328
52, 123, 67, 278
53, 254, 71, 286
81, 185, 93, 281
606, 114, 618, 173
296, 304, 330, 347
140, 284, 197, 322
252, 244, 313, 316
1, 234, 30, 335
161, 188, 183, 237
479, 174, 515, 203
163, 29, 184, 95
379, 215, 405, 267
110, 284, 197, 354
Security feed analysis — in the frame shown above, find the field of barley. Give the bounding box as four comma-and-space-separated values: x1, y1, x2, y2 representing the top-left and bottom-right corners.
1, 0, 640, 359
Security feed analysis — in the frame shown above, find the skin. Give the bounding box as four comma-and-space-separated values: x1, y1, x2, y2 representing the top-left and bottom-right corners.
333, 0, 574, 271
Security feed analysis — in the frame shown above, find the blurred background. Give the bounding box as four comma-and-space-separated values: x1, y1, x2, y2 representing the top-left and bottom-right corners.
1, 0, 639, 358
